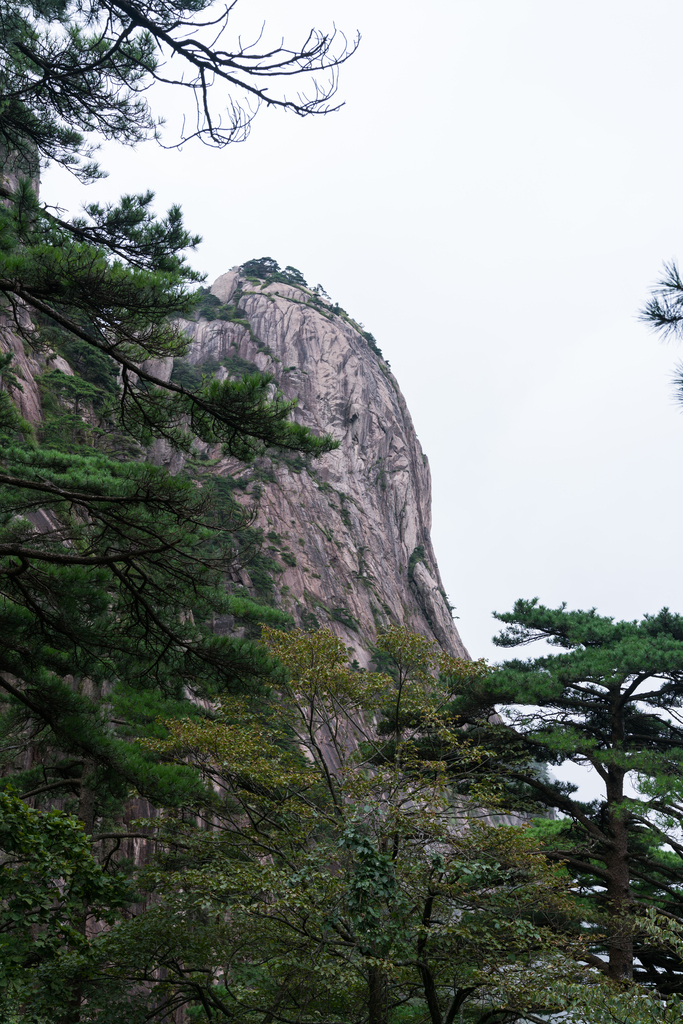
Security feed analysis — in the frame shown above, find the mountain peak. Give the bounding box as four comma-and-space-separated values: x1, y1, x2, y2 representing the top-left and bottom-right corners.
178, 267, 468, 663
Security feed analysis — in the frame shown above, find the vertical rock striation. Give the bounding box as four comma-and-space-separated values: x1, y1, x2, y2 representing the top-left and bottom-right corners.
178, 267, 468, 663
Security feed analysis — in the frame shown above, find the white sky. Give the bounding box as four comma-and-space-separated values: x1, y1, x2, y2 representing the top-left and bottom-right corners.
43, 0, 683, 700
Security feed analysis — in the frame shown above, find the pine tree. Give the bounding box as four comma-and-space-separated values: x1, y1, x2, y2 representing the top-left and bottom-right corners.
0, 0, 357, 178
455, 598, 683, 991
0, 0, 347, 806
0, 169, 336, 825
0, 3, 352, 1016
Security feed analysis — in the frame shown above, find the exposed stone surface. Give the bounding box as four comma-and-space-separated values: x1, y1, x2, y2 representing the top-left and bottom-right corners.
0, 315, 74, 426
0, 149, 57, 426
177, 269, 468, 664
2, 257, 468, 663
0, 319, 43, 424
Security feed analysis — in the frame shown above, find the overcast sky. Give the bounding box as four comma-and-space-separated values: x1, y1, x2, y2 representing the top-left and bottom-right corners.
44, 0, 683, 681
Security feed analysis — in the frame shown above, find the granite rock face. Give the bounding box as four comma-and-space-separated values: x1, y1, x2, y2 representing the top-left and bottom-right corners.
178, 269, 468, 664
0, 150, 49, 425
2, 254, 468, 663
0, 314, 73, 426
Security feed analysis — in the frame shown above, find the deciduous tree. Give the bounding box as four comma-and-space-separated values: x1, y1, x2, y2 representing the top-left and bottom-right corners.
90, 627, 590, 1023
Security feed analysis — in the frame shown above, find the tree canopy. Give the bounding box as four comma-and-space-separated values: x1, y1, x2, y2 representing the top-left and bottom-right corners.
0, 625, 610, 1023
454, 598, 683, 991
0, 0, 358, 179
639, 261, 683, 404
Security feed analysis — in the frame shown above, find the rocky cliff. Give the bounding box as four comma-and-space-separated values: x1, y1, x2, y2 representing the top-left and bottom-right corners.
173, 265, 468, 664
1, 256, 468, 664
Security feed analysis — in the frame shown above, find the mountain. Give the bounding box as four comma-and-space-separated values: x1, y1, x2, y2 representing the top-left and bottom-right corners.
167, 262, 468, 664
0, 256, 467, 664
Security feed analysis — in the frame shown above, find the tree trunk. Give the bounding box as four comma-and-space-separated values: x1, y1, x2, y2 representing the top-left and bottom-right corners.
77, 677, 98, 836
368, 966, 388, 1024
78, 757, 96, 836
418, 961, 443, 1024
604, 769, 634, 980
416, 894, 442, 1023
71, 745, 98, 1023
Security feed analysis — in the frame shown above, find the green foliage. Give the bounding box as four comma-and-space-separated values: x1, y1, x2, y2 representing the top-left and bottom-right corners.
0, 355, 34, 441
640, 262, 683, 409
192, 285, 253, 325
330, 604, 361, 631
300, 608, 320, 630
0, 2, 357, 1019
466, 598, 683, 990
38, 367, 104, 447
0, 790, 129, 1015
222, 354, 260, 378
45, 329, 120, 402
408, 543, 427, 580
0, 0, 355, 180
0, 352, 24, 394
90, 625, 671, 1024
0, 161, 337, 825
363, 330, 385, 359
169, 357, 207, 390
240, 257, 309, 289
170, 354, 262, 394
83, 626, 586, 1023
1, 186, 336, 460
